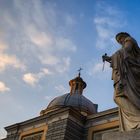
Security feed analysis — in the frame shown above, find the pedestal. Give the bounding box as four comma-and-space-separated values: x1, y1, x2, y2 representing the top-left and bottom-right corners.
102, 129, 140, 140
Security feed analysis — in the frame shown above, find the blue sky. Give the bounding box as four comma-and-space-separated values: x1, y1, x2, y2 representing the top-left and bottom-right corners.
1, 0, 140, 138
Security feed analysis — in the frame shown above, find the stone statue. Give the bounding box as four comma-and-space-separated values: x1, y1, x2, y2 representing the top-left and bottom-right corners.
102, 32, 140, 131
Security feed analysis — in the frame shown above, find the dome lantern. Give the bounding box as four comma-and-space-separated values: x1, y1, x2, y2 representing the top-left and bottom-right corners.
69, 68, 86, 95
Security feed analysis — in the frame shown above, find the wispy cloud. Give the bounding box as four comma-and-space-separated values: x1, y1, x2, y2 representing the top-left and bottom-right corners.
91, 62, 103, 74
41, 68, 53, 75
55, 85, 68, 94
90, 62, 110, 74
12, 0, 76, 75
0, 0, 77, 87
44, 95, 53, 101
65, 15, 76, 26
26, 25, 53, 48
55, 57, 71, 73
56, 37, 77, 52
0, 81, 10, 92
94, 2, 126, 49
88, 60, 111, 79
87, 2, 126, 79
39, 55, 60, 65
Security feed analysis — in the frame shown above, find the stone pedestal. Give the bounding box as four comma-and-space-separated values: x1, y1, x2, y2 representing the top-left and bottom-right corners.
103, 129, 140, 140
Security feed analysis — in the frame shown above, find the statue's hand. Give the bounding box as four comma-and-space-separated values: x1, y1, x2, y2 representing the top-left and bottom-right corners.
102, 53, 107, 62
102, 54, 111, 63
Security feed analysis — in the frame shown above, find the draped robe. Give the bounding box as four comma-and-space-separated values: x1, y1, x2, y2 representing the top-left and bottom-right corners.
111, 36, 140, 131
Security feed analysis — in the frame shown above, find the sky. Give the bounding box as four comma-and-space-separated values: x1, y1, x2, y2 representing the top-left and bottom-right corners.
1, 0, 140, 138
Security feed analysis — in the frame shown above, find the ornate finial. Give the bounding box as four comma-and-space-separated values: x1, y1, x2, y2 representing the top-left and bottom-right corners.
78, 67, 83, 77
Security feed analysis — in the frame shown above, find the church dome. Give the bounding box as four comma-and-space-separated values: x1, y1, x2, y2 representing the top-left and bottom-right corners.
40, 70, 98, 116
46, 93, 97, 115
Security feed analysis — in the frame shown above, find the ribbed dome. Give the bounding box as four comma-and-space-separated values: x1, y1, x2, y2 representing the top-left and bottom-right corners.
40, 72, 98, 116
46, 93, 97, 115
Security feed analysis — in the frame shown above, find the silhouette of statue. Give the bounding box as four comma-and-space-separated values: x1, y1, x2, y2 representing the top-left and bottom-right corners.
102, 32, 140, 131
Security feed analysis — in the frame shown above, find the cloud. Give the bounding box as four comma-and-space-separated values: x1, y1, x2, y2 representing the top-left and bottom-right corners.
0, 53, 26, 72
26, 25, 53, 47
27, 25, 76, 71
0, 0, 77, 83
11, 0, 77, 74
23, 68, 53, 86
0, 81, 10, 92
94, 2, 126, 49
40, 56, 70, 74
23, 73, 38, 86
40, 55, 71, 74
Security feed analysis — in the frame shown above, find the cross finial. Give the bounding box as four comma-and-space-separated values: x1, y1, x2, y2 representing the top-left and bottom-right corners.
78, 67, 83, 77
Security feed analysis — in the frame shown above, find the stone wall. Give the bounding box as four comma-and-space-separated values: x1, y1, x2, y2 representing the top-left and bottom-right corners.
46, 108, 86, 140
46, 118, 85, 140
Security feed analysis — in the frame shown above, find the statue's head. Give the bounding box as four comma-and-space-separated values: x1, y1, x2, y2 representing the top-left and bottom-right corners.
116, 32, 130, 44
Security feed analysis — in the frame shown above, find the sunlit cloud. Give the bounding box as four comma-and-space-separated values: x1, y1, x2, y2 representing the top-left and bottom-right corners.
23, 73, 38, 86
0, 81, 10, 92
23, 68, 53, 86
0, 39, 26, 72
0, 54, 26, 72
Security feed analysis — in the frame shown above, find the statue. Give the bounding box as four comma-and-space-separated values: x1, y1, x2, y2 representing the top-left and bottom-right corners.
102, 32, 140, 131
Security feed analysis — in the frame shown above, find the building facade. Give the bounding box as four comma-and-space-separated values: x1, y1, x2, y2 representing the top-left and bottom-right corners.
3, 74, 119, 140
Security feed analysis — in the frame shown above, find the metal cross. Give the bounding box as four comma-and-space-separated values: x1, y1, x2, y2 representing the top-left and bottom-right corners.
78, 67, 83, 77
